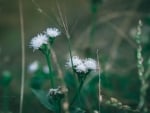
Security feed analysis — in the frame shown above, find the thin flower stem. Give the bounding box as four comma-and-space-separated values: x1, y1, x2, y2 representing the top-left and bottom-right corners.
45, 51, 54, 88
70, 79, 84, 106
56, 1, 73, 71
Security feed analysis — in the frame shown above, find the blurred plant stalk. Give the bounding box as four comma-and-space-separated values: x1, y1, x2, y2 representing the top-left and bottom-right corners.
136, 20, 149, 113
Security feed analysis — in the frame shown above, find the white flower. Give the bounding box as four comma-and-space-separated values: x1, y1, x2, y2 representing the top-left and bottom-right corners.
84, 58, 97, 70
30, 34, 48, 51
28, 61, 39, 73
66, 56, 82, 68
75, 63, 88, 73
48, 88, 58, 95
48, 86, 68, 96
66, 56, 97, 74
43, 65, 49, 74
45, 27, 61, 37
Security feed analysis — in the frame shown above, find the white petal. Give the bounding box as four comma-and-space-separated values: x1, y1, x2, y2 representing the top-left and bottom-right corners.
30, 34, 48, 51
45, 27, 61, 37
84, 58, 97, 70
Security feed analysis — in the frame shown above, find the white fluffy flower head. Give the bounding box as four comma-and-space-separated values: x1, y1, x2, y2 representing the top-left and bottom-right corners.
84, 58, 97, 70
75, 63, 88, 73
45, 27, 61, 37
66, 56, 82, 68
66, 56, 98, 74
28, 61, 39, 73
30, 34, 48, 51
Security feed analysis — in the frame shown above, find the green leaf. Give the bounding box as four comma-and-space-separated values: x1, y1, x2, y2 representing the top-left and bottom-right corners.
31, 89, 57, 112
64, 72, 77, 88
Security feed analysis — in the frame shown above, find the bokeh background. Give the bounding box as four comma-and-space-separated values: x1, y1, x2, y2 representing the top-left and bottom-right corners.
0, 0, 150, 113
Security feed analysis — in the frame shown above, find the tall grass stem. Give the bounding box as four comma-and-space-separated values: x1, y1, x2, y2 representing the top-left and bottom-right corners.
19, 0, 25, 113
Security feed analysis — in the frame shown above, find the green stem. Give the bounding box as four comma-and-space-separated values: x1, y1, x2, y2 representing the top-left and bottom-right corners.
45, 51, 54, 88
55, 100, 61, 113
70, 80, 84, 106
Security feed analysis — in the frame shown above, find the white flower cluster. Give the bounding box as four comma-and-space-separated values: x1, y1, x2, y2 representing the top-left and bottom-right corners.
45, 28, 61, 38
30, 27, 61, 51
66, 56, 97, 74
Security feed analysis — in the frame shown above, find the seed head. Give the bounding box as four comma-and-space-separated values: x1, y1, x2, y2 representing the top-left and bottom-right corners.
48, 86, 68, 100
